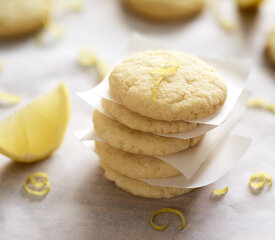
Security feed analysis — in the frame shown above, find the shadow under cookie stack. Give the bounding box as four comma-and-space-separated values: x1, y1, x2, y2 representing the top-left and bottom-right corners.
93, 50, 227, 199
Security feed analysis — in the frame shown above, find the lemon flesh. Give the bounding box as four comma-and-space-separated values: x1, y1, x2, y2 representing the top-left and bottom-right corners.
0, 82, 71, 162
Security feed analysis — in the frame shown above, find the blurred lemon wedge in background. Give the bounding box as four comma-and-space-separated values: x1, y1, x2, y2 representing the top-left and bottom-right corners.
0, 82, 71, 163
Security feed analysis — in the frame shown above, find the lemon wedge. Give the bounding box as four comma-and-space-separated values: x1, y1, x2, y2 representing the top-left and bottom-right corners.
0, 82, 71, 162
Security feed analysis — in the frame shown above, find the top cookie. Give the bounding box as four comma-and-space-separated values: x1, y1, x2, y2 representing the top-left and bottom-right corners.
123, 0, 205, 21
109, 50, 227, 121
0, 0, 51, 38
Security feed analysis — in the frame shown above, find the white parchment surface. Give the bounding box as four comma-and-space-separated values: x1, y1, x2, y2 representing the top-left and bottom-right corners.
1, 0, 275, 239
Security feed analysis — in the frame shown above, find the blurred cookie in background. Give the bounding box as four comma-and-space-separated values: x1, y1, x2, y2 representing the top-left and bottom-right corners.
266, 28, 275, 67
236, 0, 264, 11
122, 0, 205, 21
0, 0, 51, 38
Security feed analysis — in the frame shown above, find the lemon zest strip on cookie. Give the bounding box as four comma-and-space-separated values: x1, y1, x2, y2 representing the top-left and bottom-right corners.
77, 47, 110, 81
249, 172, 272, 190
0, 91, 22, 105
151, 61, 179, 102
24, 172, 51, 196
151, 208, 185, 231
246, 98, 275, 113
212, 186, 229, 196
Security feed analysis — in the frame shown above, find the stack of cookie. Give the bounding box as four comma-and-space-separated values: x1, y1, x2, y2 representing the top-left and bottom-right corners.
93, 50, 227, 199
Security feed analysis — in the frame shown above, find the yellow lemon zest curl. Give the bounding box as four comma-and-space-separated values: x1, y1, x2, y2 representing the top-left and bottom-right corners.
249, 172, 272, 190
64, 0, 84, 12
151, 61, 179, 102
212, 186, 229, 196
24, 172, 51, 196
0, 60, 5, 72
36, 18, 65, 46
77, 48, 110, 81
150, 208, 185, 231
209, 0, 236, 32
246, 98, 275, 113
0, 91, 22, 105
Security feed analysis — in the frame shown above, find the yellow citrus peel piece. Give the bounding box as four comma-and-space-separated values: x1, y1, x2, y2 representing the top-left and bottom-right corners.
209, 0, 236, 32
246, 98, 275, 113
212, 186, 229, 196
150, 208, 185, 231
36, 19, 65, 46
24, 172, 51, 196
64, 0, 84, 12
77, 48, 110, 81
151, 60, 179, 102
249, 172, 272, 190
0, 91, 22, 105
0, 60, 5, 72
77, 48, 97, 67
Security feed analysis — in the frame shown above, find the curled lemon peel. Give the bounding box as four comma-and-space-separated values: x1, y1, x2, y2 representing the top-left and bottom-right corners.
151, 61, 179, 102
77, 48, 110, 81
64, 0, 84, 12
212, 186, 229, 196
77, 48, 97, 67
209, 0, 236, 32
151, 208, 185, 231
45, 21, 65, 38
246, 98, 275, 113
36, 18, 65, 46
0, 91, 22, 105
0, 60, 5, 72
249, 172, 272, 190
24, 172, 51, 196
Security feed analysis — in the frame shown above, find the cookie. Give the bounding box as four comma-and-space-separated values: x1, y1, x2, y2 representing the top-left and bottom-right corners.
96, 141, 181, 179
100, 159, 193, 199
0, 0, 51, 38
123, 0, 205, 21
102, 98, 197, 134
109, 50, 227, 121
236, 0, 263, 10
93, 110, 203, 156
266, 28, 275, 66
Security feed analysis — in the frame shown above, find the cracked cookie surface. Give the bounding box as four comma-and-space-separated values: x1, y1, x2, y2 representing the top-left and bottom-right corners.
96, 141, 181, 179
102, 98, 197, 134
93, 110, 203, 156
109, 50, 227, 121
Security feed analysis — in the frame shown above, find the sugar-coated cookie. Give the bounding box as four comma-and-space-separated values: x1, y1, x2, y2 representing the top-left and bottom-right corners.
100, 159, 193, 199
123, 0, 205, 21
93, 110, 203, 156
102, 99, 197, 134
109, 50, 227, 121
96, 142, 181, 179
266, 28, 275, 66
0, 0, 51, 38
